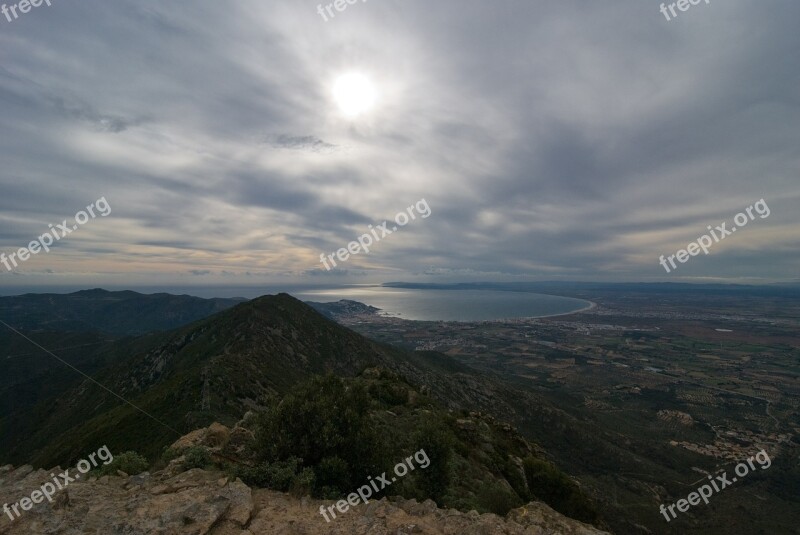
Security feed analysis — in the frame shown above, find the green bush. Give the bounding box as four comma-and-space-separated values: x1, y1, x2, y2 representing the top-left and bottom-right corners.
290, 467, 316, 497
412, 417, 454, 503
522, 457, 599, 524
502, 457, 531, 503
314, 456, 350, 493
236, 457, 311, 493
253, 375, 391, 495
182, 446, 212, 470
266, 458, 303, 491
94, 451, 149, 476
369, 381, 409, 406
236, 461, 272, 487
476, 480, 523, 515
161, 446, 181, 464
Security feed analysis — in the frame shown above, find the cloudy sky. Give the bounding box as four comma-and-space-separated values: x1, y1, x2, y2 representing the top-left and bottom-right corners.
0, 0, 798, 290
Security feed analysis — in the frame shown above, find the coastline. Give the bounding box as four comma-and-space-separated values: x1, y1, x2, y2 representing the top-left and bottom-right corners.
371, 297, 597, 323
537, 299, 597, 318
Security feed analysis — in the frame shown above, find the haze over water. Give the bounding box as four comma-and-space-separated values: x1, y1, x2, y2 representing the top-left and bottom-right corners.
295, 287, 592, 321
0, 285, 592, 322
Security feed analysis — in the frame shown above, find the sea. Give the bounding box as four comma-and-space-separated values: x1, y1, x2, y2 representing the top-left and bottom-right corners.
293, 286, 591, 321
0, 284, 592, 322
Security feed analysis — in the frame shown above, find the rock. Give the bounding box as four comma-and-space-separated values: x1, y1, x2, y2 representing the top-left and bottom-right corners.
420, 499, 438, 515
206, 422, 231, 448
223, 478, 253, 527
132, 472, 150, 482
53, 489, 70, 509
506, 502, 610, 534
15, 465, 34, 479
0, 465, 613, 535
0, 426, 612, 535
400, 498, 418, 514
170, 428, 207, 451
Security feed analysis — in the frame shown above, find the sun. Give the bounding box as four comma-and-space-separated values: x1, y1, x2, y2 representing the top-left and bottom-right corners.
332, 73, 377, 118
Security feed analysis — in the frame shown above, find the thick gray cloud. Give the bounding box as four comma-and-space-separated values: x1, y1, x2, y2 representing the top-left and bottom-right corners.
0, 0, 798, 288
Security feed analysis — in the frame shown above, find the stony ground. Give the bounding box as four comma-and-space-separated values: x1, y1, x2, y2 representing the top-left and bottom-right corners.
0, 463, 610, 535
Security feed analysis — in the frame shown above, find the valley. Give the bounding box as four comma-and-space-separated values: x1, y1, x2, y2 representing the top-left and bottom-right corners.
311, 284, 800, 534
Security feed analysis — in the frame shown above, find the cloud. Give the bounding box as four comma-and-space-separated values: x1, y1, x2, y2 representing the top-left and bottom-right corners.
0, 0, 797, 286
264, 134, 337, 153
304, 268, 368, 277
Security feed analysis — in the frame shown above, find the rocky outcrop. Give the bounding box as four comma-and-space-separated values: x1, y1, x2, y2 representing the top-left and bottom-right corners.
0, 463, 611, 535
0, 465, 252, 535
0, 424, 611, 535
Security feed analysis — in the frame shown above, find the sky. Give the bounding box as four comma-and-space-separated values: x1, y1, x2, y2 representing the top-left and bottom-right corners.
0, 0, 798, 290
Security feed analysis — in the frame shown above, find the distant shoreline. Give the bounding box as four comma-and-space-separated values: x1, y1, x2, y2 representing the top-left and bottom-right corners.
366, 295, 596, 323
537, 299, 597, 319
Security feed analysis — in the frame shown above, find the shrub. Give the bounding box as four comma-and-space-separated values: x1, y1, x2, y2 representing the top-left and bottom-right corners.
95, 451, 149, 476
290, 467, 316, 497
161, 447, 181, 463
502, 457, 531, 502
236, 461, 272, 488
236, 457, 302, 492
412, 417, 454, 503
182, 446, 212, 470
314, 456, 350, 493
522, 457, 599, 524
369, 381, 409, 406
476, 480, 523, 515
253, 375, 390, 495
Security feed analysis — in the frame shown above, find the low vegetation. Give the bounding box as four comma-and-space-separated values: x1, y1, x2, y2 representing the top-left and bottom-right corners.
93, 450, 149, 476
234, 371, 601, 525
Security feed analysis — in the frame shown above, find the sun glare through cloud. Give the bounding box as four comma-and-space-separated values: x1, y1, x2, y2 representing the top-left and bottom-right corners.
332, 72, 377, 118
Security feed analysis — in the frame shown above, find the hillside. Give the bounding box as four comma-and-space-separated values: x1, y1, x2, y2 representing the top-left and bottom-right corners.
0, 289, 244, 335
2, 294, 488, 466
0, 419, 611, 535
0, 290, 684, 533
0, 373, 610, 533
0, 293, 614, 530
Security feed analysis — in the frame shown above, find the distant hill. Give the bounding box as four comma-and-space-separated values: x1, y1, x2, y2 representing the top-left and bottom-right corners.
1, 294, 458, 466
306, 299, 381, 319
383, 280, 800, 298
0, 288, 245, 335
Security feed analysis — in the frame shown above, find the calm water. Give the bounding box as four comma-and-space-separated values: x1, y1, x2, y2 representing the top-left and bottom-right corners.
293, 287, 592, 321
0, 284, 592, 322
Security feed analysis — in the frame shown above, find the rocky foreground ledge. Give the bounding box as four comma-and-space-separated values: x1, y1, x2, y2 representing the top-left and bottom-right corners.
0, 463, 611, 535
0, 423, 611, 535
